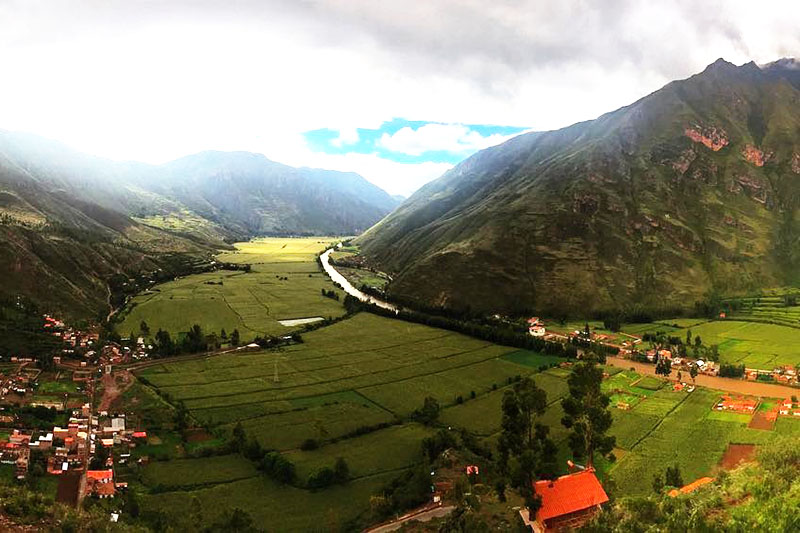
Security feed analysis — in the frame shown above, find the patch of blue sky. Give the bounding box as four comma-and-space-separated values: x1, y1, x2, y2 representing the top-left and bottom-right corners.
304, 118, 527, 164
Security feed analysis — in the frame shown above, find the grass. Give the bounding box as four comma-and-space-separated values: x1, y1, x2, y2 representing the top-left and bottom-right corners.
284, 424, 432, 481
607, 387, 778, 495
37, 379, 80, 394
500, 349, 565, 369
116, 237, 345, 340
141, 472, 395, 531
634, 376, 665, 391
141, 454, 259, 489
137, 313, 525, 449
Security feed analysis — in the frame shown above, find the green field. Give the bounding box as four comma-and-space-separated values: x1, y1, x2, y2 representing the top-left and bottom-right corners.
116, 237, 345, 340
659, 320, 799, 368
137, 313, 530, 450
607, 388, 786, 495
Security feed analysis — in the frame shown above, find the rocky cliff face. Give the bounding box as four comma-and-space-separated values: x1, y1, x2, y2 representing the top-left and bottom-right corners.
357, 59, 800, 316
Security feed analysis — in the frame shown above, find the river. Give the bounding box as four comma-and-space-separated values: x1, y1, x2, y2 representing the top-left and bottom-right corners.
320, 246, 398, 313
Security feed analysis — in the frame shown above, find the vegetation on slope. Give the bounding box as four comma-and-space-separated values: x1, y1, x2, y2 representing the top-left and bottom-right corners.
358, 58, 800, 316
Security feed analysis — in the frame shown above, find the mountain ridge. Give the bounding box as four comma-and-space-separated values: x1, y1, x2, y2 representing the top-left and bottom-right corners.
357, 58, 800, 316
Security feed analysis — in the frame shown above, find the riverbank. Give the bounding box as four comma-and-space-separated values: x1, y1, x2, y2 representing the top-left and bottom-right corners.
320, 246, 398, 312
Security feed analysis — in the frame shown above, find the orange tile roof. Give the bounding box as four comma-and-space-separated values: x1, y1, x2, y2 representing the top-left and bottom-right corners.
86, 470, 113, 482
668, 477, 714, 497
534, 468, 609, 522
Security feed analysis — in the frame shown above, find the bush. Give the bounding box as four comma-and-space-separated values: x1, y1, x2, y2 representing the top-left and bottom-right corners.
300, 438, 319, 451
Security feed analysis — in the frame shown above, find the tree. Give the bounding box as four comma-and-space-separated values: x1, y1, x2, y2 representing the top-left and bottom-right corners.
665, 464, 683, 487
411, 396, 440, 425
232, 422, 246, 452
694, 335, 702, 347
561, 356, 615, 467
174, 401, 190, 437
686, 329, 692, 346
230, 328, 240, 347
220, 328, 228, 340
333, 457, 350, 484
140, 320, 150, 335
689, 364, 698, 383
652, 473, 664, 494
514, 377, 548, 449
655, 358, 672, 377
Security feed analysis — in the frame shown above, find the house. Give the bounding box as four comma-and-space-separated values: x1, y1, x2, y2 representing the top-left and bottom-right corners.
530, 325, 546, 337
85, 470, 115, 499
521, 468, 609, 532
716, 395, 758, 413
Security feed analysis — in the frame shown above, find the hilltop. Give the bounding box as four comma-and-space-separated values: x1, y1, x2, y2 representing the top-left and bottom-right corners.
357, 58, 800, 316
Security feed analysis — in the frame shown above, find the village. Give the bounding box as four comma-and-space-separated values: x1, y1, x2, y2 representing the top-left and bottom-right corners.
0, 314, 152, 515
526, 317, 799, 386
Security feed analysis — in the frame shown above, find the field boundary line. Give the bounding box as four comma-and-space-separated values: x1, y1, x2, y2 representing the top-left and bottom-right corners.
628, 390, 693, 451
167, 344, 500, 403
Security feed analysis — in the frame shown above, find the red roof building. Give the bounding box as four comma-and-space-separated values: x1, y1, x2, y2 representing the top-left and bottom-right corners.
85, 470, 115, 499
525, 468, 609, 532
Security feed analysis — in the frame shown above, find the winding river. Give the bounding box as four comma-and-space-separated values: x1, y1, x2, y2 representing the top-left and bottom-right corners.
320, 246, 398, 313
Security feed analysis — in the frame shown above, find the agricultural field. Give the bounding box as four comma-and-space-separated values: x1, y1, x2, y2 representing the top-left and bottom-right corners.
607, 387, 796, 495
136, 313, 532, 450
724, 291, 800, 328
658, 320, 799, 368
116, 237, 345, 340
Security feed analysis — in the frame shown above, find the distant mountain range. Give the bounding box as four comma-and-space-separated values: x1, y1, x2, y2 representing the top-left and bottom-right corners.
358, 58, 800, 316
0, 133, 399, 317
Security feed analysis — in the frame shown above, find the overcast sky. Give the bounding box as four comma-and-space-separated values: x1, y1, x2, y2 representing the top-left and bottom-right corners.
1, 0, 797, 195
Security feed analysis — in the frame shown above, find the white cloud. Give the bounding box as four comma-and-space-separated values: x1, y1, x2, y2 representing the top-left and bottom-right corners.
330, 127, 360, 147
378, 124, 517, 156
0, 0, 796, 194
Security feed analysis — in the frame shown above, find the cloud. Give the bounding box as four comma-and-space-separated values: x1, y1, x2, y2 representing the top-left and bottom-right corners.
330, 127, 360, 147
378, 123, 517, 156
0, 0, 797, 195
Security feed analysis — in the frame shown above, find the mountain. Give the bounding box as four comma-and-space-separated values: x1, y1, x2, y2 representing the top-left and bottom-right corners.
0, 133, 399, 318
357, 58, 800, 316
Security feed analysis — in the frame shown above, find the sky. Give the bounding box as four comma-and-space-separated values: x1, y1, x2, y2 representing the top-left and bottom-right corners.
0, 1, 797, 196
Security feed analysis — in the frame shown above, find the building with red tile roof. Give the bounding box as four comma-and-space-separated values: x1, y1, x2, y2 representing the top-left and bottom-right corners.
524, 468, 609, 532
85, 470, 115, 499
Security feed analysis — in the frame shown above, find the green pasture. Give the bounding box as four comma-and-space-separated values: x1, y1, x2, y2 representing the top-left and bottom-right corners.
284, 423, 432, 482
141, 454, 258, 489
608, 388, 780, 495
116, 237, 345, 340
142, 472, 395, 531
137, 313, 527, 448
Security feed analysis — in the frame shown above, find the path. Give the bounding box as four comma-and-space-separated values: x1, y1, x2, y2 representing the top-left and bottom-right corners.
366, 505, 455, 533
606, 356, 797, 398
320, 247, 398, 312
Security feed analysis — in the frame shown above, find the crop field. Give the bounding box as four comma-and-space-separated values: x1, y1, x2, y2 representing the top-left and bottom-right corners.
725, 291, 800, 328
607, 388, 789, 495
137, 313, 530, 449
116, 237, 345, 339
284, 423, 433, 481
140, 466, 396, 530
141, 454, 258, 489
660, 320, 799, 368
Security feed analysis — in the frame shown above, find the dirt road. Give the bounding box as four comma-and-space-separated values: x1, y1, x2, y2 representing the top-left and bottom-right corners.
606, 356, 797, 398
366, 505, 455, 533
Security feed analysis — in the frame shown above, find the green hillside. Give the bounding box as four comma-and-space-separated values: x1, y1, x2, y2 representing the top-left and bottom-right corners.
358, 58, 800, 316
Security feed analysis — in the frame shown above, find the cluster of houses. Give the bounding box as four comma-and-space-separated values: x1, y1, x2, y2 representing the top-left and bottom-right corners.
744, 365, 798, 385
715, 395, 758, 413
0, 367, 41, 399
527, 317, 547, 337
0, 399, 147, 503
778, 398, 800, 417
